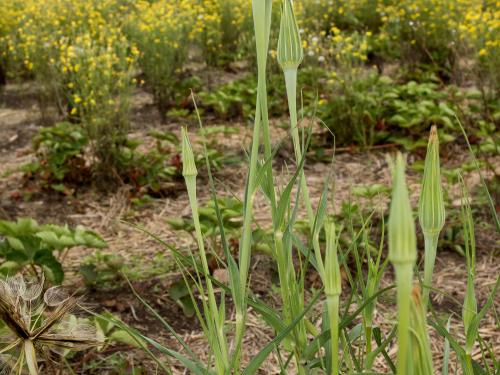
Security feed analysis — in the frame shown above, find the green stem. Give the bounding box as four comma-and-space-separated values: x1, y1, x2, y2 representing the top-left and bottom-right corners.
235, 1, 272, 367
326, 295, 340, 375
365, 325, 373, 360
464, 353, 474, 375
395, 263, 413, 375
234, 96, 262, 369
283, 67, 314, 224
422, 233, 439, 311
185, 178, 229, 372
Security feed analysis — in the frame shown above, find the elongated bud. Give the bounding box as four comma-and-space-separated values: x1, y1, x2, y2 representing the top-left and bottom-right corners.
418, 126, 445, 235
388, 153, 417, 265
409, 286, 434, 374
181, 127, 197, 177
277, 0, 303, 70
324, 219, 341, 297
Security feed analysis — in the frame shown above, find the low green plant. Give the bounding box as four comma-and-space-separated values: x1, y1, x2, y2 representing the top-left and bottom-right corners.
0, 218, 106, 284
167, 196, 272, 256
318, 74, 460, 147
23, 122, 89, 192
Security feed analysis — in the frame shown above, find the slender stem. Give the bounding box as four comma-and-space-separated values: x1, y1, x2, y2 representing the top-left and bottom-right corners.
365, 325, 373, 359
464, 353, 474, 375
395, 263, 413, 375
185, 178, 229, 372
422, 233, 439, 311
284, 67, 314, 224
234, 2, 273, 369
326, 295, 340, 375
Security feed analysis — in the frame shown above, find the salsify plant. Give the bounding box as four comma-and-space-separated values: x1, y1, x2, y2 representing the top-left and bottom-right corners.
418, 125, 445, 311
113, 1, 500, 374
317, 219, 342, 375
388, 153, 417, 375
0, 275, 100, 374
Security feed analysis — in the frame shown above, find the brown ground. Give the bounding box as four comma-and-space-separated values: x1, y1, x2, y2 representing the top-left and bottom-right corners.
0, 82, 499, 374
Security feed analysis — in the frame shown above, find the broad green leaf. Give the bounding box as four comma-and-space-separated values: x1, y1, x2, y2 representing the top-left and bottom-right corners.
110, 330, 147, 348
6, 237, 24, 251
36, 231, 63, 249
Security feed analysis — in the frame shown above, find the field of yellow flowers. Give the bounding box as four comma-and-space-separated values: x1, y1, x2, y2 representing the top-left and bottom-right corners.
0, 0, 499, 373
1, 0, 497, 153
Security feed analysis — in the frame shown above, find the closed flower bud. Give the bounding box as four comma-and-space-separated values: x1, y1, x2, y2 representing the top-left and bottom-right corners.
418, 126, 445, 235
277, 0, 303, 70
181, 127, 197, 177
388, 153, 417, 265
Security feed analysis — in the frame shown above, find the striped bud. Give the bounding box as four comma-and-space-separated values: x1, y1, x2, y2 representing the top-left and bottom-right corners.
277, 0, 303, 70
388, 153, 417, 265
418, 126, 445, 235
409, 286, 434, 375
181, 127, 197, 177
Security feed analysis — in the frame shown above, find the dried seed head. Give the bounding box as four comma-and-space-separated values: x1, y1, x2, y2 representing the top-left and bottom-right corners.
0, 275, 101, 374
44, 286, 69, 307
277, 0, 303, 70
181, 127, 197, 177
418, 126, 445, 235
388, 153, 417, 265
21, 278, 43, 302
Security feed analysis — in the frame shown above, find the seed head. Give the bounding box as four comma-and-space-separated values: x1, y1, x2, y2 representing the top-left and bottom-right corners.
0, 275, 101, 374
388, 153, 417, 265
181, 126, 197, 178
277, 0, 303, 70
418, 126, 445, 235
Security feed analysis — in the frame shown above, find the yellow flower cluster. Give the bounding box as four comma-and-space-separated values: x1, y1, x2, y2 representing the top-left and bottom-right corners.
194, 0, 251, 65
376, 0, 497, 50
1, 0, 497, 109
293, 0, 498, 72
127, 0, 210, 105
1, 0, 254, 116
2, 0, 135, 126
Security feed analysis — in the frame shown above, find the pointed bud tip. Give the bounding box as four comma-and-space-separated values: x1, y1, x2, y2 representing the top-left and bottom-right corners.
429, 125, 438, 142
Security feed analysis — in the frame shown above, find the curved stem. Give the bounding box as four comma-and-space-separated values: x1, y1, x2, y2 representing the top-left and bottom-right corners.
327, 295, 340, 375
284, 68, 314, 225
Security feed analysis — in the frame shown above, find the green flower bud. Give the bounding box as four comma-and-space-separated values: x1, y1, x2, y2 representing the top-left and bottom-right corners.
181, 127, 197, 177
418, 126, 445, 235
277, 0, 303, 70
388, 153, 417, 265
